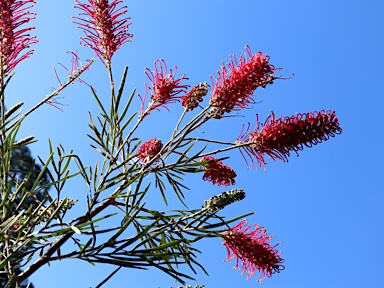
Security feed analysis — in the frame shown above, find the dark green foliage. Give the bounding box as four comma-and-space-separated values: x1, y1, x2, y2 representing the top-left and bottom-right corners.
0, 146, 49, 288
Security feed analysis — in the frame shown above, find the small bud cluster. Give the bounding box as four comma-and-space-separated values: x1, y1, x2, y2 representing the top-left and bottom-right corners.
204, 189, 245, 211
4, 102, 24, 120
181, 82, 210, 111
13, 136, 35, 148
36, 198, 77, 224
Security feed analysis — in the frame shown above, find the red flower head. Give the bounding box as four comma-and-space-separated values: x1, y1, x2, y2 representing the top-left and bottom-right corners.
140, 59, 189, 117
237, 110, 343, 168
74, 0, 133, 64
181, 82, 210, 112
201, 156, 236, 187
0, 0, 37, 77
136, 138, 163, 164
209, 45, 278, 119
222, 219, 284, 282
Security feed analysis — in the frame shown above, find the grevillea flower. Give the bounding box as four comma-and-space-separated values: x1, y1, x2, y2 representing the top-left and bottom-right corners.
201, 156, 236, 187
73, 0, 133, 64
181, 82, 210, 111
209, 45, 278, 119
237, 110, 343, 168
0, 0, 37, 77
139, 59, 189, 117
222, 219, 284, 282
136, 138, 163, 164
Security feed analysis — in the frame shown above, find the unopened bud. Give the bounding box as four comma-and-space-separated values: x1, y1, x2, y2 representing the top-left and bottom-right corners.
4, 102, 24, 120
13, 136, 35, 148
204, 189, 245, 211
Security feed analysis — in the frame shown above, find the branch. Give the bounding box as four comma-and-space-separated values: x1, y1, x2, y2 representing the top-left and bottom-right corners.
16, 197, 114, 284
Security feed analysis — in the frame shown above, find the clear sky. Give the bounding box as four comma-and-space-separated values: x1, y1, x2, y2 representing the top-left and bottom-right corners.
7, 0, 384, 287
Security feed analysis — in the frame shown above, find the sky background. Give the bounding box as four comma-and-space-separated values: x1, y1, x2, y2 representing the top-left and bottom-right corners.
6, 0, 384, 287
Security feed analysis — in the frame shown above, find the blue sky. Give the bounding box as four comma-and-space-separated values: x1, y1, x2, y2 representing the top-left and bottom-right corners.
7, 0, 384, 287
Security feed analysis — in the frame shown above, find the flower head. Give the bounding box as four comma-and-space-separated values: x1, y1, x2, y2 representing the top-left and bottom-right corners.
139, 59, 189, 117
222, 219, 284, 282
181, 82, 210, 112
0, 0, 37, 77
74, 0, 133, 64
209, 45, 278, 119
201, 156, 236, 187
136, 138, 163, 164
237, 110, 343, 168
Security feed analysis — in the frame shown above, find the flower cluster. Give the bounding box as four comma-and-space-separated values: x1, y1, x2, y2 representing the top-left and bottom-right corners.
238, 110, 343, 168
201, 156, 237, 187
136, 138, 163, 164
140, 59, 189, 117
0, 0, 37, 77
181, 82, 210, 111
209, 45, 277, 119
74, 0, 133, 64
222, 219, 284, 282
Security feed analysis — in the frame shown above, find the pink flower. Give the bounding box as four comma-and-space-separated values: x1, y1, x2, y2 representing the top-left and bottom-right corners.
0, 0, 37, 77
181, 82, 210, 111
222, 219, 284, 282
136, 138, 163, 164
209, 45, 278, 119
238, 110, 343, 168
73, 0, 133, 64
140, 59, 189, 117
201, 156, 236, 187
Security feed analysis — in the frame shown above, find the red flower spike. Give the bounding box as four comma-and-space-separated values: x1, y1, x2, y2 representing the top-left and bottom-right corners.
139, 59, 189, 117
73, 0, 133, 64
238, 110, 343, 168
136, 138, 163, 164
201, 156, 236, 187
222, 219, 284, 282
209, 45, 278, 119
0, 0, 37, 77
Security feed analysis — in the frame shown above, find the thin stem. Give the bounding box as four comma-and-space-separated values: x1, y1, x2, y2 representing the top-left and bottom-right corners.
173, 106, 211, 140
9, 59, 95, 131
183, 137, 234, 146
0, 56, 12, 286
199, 142, 250, 158
111, 114, 144, 163
165, 108, 188, 155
